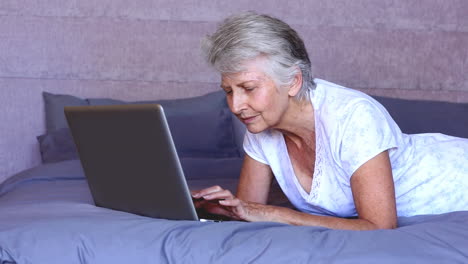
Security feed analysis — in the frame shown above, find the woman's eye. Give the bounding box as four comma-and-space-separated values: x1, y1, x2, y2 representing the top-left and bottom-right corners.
224, 90, 233, 94
245, 87, 256, 91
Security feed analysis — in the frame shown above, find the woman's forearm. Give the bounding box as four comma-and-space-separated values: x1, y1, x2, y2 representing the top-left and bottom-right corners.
263, 205, 395, 230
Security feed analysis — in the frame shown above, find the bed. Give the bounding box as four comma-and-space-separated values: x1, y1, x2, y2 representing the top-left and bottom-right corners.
1, 91, 467, 263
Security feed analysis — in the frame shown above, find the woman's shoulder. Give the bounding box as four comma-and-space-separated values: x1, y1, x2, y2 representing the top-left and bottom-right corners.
313, 79, 389, 122
313, 79, 378, 108
243, 129, 286, 166
312, 79, 399, 143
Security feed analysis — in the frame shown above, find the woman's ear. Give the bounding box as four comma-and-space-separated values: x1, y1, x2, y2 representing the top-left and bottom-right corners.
288, 69, 303, 97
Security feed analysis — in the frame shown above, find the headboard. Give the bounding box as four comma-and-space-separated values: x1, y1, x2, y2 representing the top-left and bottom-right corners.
1, 1, 467, 182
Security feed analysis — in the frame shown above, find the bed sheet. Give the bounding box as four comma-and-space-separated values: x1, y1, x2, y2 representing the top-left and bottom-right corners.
0, 160, 467, 263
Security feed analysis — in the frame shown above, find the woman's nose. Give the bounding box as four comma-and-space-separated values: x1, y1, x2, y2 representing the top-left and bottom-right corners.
230, 91, 247, 114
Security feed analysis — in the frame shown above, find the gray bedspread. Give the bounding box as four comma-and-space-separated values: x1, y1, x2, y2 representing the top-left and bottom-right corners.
0, 160, 467, 263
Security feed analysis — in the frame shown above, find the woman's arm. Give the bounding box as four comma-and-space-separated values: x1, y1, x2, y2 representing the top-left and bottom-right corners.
349, 150, 397, 229
192, 154, 273, 218
213, 151, 397, 230
263, 150, 397, 230
195, 151, 397, 230
236, 154, 274, 204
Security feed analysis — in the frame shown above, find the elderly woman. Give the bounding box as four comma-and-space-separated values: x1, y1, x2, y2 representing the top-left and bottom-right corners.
192, 12, 468, 230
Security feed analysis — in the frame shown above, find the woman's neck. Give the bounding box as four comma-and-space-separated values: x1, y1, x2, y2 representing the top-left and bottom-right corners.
274, 98, 315, 148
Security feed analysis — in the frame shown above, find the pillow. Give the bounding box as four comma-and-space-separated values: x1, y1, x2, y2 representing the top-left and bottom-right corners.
37, 128, 79, 163
87, 90, 228, 114
373, 96, 468, 138
39, 91, 242, 163
43, 91, 228, 132
43, 92, 88, 132
167, 108, 239, 158
88, 91, 241, 158
87, 92, 247, 156
180, 157, 243, 180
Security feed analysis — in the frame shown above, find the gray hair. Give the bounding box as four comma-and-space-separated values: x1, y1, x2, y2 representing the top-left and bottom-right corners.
202, 11, 315, 101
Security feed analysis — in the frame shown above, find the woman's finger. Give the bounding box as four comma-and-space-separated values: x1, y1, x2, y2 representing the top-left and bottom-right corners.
202, 202, 233, 216
203, 189, 233, 200
219, 198, 248, 220
193, 189, 257, 221
192, 185, 224, 198
190, 189, 201, 196
193, 199, 209, 209
219, 198, 241, 207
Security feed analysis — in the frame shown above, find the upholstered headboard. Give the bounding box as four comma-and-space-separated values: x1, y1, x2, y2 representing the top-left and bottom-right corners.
1, 1, 467, 182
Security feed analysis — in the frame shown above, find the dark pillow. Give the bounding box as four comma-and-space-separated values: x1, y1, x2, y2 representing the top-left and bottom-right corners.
167, 108, 239, 158
39, 91, 242, 163
43, 91, 228, 132
180, 157, 243, 180
37, 128, 79, 163
87, 92, 247, 156
43, 92, 88, 132
373, 96, 468, 138
88, 91, 240, 158
87, 90, 228, 115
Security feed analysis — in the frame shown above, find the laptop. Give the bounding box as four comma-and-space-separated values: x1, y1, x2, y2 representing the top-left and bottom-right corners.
64, 104, 224, 222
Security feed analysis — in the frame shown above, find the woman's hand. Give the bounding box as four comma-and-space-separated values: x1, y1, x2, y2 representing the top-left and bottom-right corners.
192, 185, 271, 222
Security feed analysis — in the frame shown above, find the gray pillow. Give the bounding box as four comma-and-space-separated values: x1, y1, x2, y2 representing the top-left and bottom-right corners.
180, 157, 243, 180
39, 91, 244, 163
43, 92, 88, 132
373, 96, 468, 138
43, 91, 229, 132
37, 128, 78, 163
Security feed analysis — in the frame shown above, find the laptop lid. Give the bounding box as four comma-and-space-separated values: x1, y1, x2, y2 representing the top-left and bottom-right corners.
64, 104, 199, 221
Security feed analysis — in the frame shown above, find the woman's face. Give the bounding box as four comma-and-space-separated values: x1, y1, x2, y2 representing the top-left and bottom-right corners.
221, 59, 290, 134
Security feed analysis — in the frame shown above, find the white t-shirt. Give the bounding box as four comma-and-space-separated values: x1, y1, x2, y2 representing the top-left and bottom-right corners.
244, 79, 468, 217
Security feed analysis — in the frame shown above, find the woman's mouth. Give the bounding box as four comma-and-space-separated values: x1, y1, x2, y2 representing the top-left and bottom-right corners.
241, 115, 258, 124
